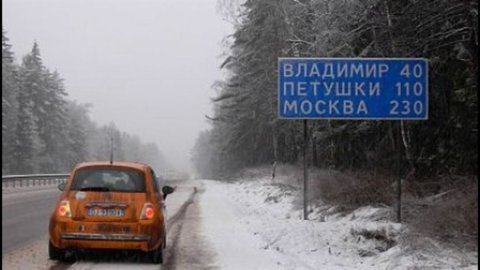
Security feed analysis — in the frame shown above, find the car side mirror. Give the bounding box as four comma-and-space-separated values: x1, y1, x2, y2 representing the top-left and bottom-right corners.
162, 185, 175, 200
58, 182, 65, 191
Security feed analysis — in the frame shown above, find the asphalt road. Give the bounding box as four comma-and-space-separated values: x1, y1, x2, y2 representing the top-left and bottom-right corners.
2, 188, 61, 254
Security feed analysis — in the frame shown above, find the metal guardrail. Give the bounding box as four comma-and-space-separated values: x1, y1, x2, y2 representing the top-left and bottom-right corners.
2, 173, 69, 188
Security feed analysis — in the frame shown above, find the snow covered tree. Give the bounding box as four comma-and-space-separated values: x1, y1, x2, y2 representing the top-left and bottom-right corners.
35, 69, 69, 172
2, 30, 170, 175
191, 130, 217, 178
2, 29, 19, 174
121, 133, 144, 162
197, 0, 477, 178
62, 101, 92, 170
208, 0, 293, 174
140, 142, 167, 173
13, 43, 42, 174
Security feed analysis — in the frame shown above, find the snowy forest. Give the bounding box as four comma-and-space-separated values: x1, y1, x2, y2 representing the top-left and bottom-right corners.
2, 29, 168, 175
190, 0, 479, 245
192, 0, 478, 181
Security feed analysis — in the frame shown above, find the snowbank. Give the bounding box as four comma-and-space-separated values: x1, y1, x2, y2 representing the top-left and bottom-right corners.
200, 171, 477, 269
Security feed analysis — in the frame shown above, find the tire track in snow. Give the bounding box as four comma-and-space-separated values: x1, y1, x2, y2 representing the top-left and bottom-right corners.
162, 185, 218, 270
162, 187, 197, 268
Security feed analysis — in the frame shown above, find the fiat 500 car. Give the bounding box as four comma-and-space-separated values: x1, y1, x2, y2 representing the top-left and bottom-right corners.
48, 161, 174, 264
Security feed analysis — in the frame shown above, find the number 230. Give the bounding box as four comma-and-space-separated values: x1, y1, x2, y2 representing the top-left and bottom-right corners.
390, 100, 423, 115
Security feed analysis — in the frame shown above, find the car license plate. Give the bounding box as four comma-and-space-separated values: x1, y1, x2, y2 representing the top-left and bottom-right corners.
87, 208, 125, 217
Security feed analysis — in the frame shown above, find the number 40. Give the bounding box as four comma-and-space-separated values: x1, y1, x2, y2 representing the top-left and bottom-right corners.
400, 64, 423, 78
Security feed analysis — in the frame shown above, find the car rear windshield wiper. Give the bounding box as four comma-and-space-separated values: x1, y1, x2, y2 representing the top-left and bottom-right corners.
79, 186, 110, 192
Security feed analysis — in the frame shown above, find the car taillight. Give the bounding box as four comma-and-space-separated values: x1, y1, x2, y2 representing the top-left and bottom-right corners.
140, 203, 155, 220
58, 200, 71, 217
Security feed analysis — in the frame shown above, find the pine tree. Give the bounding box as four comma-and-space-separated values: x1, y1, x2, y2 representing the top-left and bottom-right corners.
196, 0, 477, 178
14, 42, 43, 173
207, 0, 292, 175
2, 29, 19, 174
36, 69, 69, 172
63, 101, 92, 170
191, 130, 216, 178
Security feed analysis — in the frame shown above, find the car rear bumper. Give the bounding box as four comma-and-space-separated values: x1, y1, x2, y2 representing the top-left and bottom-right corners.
56, 238, 151, 252
61, 233, 151, 241
57, 233, 153, 251
50, 219, 165, 252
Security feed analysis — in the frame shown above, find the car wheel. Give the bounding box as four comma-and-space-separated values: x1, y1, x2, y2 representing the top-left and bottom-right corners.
49, 241, 65, 261
149, 244, 163, 264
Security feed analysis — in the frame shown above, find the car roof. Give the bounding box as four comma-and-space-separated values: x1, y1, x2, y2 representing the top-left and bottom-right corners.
73, 161, 150, 172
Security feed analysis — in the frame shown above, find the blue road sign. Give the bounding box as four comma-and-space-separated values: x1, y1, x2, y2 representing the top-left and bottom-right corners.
278, 58, 428, 120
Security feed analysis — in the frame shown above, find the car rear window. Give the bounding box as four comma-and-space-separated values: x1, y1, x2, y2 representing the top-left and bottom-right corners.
70, 167, 146, 193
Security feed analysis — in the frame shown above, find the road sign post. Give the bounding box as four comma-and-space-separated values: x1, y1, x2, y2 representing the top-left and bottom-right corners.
303, 119, 308, 220
278, 58, 428, 222
396, 123, 402, 222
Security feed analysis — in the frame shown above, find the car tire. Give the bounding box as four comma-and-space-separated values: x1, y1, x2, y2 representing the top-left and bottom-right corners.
49, 241, 65, 261
149, 243, 163, 264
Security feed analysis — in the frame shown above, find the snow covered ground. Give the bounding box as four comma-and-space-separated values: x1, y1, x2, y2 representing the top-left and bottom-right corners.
200, 175, 478, 270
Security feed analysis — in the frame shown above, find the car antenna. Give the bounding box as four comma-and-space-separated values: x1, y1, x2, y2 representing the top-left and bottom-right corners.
109, 136, 114, 164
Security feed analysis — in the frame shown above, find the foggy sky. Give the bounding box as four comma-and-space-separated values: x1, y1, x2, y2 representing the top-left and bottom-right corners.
2, 0, 233, 173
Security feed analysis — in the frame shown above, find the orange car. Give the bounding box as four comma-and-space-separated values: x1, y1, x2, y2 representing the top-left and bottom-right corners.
48, 161, 174, 264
